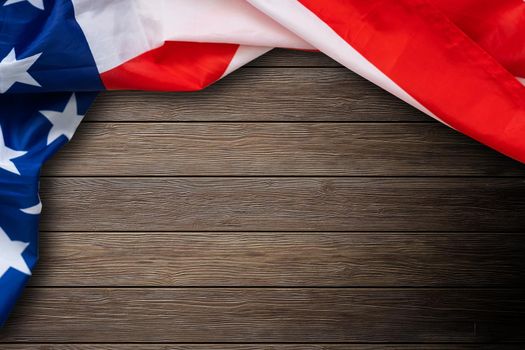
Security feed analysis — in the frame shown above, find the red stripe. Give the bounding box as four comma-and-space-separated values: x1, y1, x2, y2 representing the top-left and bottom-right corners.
434, 0, 525, 78
101, 41, 239, 91
299, 0, 525, 163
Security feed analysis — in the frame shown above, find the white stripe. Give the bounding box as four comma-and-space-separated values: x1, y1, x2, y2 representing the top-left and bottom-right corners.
159, 1, 310, 49
71, 0, 159, 74
248, 0, 447, 125
221, 46, 272, 79
517, 77, 525, 86
71, 0, 311, 73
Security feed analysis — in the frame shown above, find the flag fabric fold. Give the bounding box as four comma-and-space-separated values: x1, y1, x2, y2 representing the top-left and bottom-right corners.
1, 0, 524, 325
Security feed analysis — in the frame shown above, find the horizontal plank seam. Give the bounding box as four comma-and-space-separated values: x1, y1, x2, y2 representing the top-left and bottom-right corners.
80, 120, 437, 124
2, 342, 524, 345
38, 230, 525, 233
38, 175, 525, 179
24, 287, 525, 290
38, 231, 525, 235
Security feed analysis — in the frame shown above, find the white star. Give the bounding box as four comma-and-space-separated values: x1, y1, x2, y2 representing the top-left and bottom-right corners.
20, 200, 42, 215
3, 0, 44, 10
0, 227, 31, 278
39, 93, 85, 145
0, 48, 42, 93
0, 125, 26, 175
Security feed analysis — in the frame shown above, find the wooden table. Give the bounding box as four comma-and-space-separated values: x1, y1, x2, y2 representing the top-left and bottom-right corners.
2, 49, 525, 349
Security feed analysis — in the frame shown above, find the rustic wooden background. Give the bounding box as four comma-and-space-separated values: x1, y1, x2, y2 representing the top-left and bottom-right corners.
2, 49, 525, 349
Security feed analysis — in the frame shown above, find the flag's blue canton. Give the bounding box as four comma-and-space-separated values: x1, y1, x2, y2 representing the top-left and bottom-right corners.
0, 0, 102, 325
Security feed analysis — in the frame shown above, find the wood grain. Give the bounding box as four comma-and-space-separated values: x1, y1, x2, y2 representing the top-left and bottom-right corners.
3, 288, 524, 343
3, 345, 523, 350
39, 177, 525, 232
9, 49, 525, 346
31, 232, 525, 287
43, 123, 524, 177
85, 68, 427, 122
247, 48, 342, 67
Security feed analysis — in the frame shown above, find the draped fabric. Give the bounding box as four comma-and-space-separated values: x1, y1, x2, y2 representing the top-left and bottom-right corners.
1, 0, 524, 325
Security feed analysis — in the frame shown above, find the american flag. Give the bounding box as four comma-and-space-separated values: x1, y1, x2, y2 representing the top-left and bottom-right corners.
1, 0, 524, 325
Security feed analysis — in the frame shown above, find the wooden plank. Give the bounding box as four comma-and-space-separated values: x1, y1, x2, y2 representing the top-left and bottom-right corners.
85, 68, 427, 122
2, 345, 523, 350
31, 233, 525, 287
43, 123, 524, 177
39, 177, 525, 232
2, 288, 524, 342
247, 48, 342, 67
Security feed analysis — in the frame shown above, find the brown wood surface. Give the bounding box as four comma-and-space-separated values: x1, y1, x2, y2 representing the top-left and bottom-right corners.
39, 177, 525, 232
248, 49, 342, 67
43, 123, 524, 176
3, 49, 525, 347
3, 288, 525, 343
86, 68, 425, 122
3, 346, 524, 350
31, 233, 525, 287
